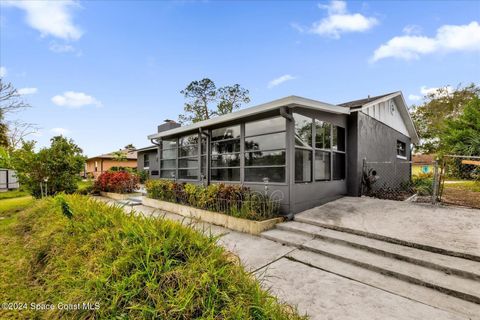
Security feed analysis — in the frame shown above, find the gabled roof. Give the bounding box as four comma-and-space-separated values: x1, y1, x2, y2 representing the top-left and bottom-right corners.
135, 145, 157, 152
339, 92, 398, 109
148, 95, 350, 140
339, 91, 420, 144
87, 149, 137, 161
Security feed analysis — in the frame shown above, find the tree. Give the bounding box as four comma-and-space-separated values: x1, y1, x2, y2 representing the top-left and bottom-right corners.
0, 78, 36, 150
178, 78, 250, 124
112, 150, 127, 162
411, 83, 479, 153
0, 111, 8, 148
439, 97, 480, 156
12, 136, 86, 198
124, 144, 136, 150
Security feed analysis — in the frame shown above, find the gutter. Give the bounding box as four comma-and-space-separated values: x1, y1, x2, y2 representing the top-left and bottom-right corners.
280, 106, 293, 121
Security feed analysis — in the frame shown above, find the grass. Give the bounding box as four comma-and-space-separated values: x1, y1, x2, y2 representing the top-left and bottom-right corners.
0, 196, 34, 215
0, 189, 29, 200
0, 194, 305, 320
442, 180, 480, 208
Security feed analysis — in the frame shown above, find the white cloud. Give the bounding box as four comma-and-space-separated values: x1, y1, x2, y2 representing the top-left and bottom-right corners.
420, 85, 453, 97
408, 85, 454, 102
49, 42, 76, 53
268, 75, 296, 88
408, 94, 422, 101
50, 127, 70, 136
52, 91, 102, 108
18, 87, 38, 95
309, 0, 378, 38
0, 66, 7, 77
3, 0, 82, 41
402, 24, 422, 35
372, 21, 480, 62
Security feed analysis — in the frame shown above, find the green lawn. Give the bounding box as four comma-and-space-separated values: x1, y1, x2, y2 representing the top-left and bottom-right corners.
444, 180, 480, 192
0, 196, 34, 215
0, 189, 29, 200
0, 195, 305, 320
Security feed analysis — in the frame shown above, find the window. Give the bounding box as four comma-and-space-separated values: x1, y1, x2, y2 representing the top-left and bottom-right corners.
315, 120, 331, 149
211, 125, 240, 181
295, 149, 312, 182
332, 126, 345, 152
143, 154, 150, 168
315, 150, 331, 181
397, 140, 407, 159
295, 114, 346, 182
332, 152, 346, 180
178, 133, 199, 180
160, 138, 177, 178
294, 113, 313, 183
244, 117, 286, 183
332, 125, 346, 180
294, 114, 313, 148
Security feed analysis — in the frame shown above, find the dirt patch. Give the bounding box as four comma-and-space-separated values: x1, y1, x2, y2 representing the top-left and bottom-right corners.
442, 188, 480, 209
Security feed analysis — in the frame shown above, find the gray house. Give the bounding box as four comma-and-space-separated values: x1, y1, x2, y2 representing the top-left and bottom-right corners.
138, 92, 419, 215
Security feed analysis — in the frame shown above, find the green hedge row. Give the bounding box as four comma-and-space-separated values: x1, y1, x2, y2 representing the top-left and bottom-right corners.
145, 180, 280, 221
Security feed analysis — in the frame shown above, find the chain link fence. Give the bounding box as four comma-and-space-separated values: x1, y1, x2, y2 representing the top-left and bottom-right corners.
361, 155, 480, 209
438, 155, 480, 209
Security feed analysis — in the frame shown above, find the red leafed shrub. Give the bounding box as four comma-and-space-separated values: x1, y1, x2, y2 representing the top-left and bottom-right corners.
94, 171, 139, 194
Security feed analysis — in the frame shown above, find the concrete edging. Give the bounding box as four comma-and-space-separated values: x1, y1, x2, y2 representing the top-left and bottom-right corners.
142, 197, 283, 235
100, 191, 141, 200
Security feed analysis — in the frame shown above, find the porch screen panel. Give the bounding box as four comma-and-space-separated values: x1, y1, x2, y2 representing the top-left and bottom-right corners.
178, 133, 199, 180
210, 125, 240, 181
244, 117, 286, 183
294, 113, 313, 183
160, 138, 177, 179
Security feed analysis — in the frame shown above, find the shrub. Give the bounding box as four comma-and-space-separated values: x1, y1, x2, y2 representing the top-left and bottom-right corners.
0, 195, 305, 319
413, 173, 434, 196
146, 180, 280, 220
94, 171, 139, 194
137, 169, 149, 184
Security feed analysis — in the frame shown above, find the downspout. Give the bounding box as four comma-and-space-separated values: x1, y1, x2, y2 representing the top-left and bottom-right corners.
280, 106, 294, 121
280, 106, 295, 220
199, 128, 210, 185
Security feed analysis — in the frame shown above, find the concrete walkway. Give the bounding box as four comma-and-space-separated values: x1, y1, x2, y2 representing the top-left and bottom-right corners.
94, 196, 476, 320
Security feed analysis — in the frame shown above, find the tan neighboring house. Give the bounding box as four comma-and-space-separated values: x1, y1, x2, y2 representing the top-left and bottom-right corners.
84, 149, 137, 178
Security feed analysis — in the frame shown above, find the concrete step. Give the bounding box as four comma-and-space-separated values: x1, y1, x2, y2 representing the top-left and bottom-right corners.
305, 237, 480, 305
287, 250, 480, 319
261, 228, 480, 305
261, 228, 313, 247
276, 221, 480, 281
295, 215, 480, 262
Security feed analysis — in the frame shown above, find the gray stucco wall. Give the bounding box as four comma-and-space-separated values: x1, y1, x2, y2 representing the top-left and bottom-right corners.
347, 111, 412, 196
137, 149, 159, 179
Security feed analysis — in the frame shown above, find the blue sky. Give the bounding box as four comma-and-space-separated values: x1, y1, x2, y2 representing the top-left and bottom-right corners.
1, 0, 479, 157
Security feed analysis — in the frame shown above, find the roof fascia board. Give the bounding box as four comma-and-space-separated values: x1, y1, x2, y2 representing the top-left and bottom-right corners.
148, 96, 349, 140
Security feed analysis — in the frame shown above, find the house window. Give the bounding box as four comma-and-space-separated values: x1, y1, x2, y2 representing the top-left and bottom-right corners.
397, 140, 407, 159
160, 138, 177, 178
211, 125, 240, 181
244, 117, 286, 183
143, 154, 150, 168
295, 114, 346, 183
314, 120, 331, 181
332, 126, 346, 180
294, 113, 313, 183
178, 133, 199, 180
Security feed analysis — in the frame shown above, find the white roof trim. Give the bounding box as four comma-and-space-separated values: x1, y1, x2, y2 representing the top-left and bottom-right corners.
355, 91, 419, 144
148, 95, 349, 139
